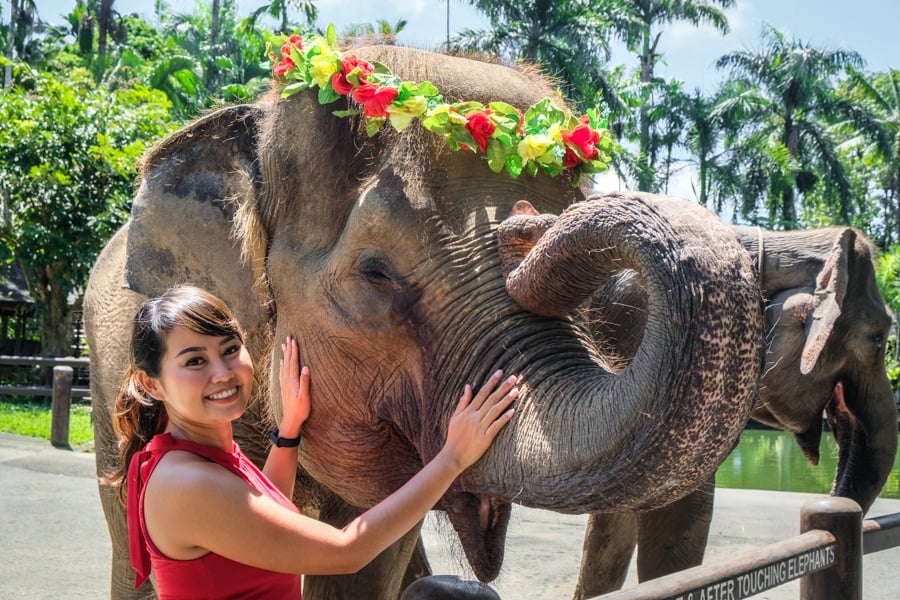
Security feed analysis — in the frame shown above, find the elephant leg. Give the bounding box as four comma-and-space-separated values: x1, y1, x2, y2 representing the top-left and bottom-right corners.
303, 495, 422, 599
572, 512, 637, 600
401, 534, 433, 588
635, 476, 715, 581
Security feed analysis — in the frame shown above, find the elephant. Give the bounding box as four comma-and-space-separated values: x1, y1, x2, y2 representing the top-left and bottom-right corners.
84, 44, 764, 599
506, 223, 896, 599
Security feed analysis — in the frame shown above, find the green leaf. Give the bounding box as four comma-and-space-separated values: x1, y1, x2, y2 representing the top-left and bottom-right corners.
332, 108, 363, 118
421, 111, 453, 134
365, 117, 386, 137
371, 60, 392, 75
505, 154, 523, 178
318, 86, 341, 105
486, 139, 509, 173
326, 23, 337, 46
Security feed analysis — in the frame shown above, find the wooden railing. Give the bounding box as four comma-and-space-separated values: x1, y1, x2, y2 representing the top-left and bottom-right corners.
0, 355, 90, 447
595, 496, 900, 600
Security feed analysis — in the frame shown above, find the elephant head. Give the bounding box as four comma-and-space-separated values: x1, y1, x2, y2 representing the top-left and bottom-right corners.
733, 226, 896, 512
86, 45, 761, 596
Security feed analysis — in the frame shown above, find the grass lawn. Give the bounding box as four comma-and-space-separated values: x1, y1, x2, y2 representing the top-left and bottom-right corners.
0, 399, 94, 451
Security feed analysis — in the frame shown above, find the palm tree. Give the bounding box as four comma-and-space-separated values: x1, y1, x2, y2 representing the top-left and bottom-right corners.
715, 24, 864, 228
246, 0, 317, 35
455, 0, 619, 113
342, 19, 407, 45
606, 0, 735, 192
4, 0, 39, 86
842, 68, 900, 245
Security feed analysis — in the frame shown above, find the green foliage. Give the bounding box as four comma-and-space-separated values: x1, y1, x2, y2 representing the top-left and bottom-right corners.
0, 399, 94, 449
0, 64, 175, 354
875, 246, 900, 393
454, 0, 615, 113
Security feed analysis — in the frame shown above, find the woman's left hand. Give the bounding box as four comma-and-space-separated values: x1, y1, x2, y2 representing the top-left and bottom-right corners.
278, 336, 311, 438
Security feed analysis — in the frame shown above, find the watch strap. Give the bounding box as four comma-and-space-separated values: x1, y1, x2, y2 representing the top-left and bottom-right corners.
268, 428, 302, 447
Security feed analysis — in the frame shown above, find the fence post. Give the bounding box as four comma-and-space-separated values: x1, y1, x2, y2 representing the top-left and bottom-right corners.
50, 365, 73, 448
800, 496, 862, 600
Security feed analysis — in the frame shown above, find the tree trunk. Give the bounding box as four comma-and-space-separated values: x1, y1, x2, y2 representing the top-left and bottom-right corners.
97, 0, 114, 71
4, 0, 19, 87
211, 0, 221, 46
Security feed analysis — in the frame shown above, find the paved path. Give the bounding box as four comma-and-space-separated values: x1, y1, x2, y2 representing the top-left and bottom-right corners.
2, 432, 898, 599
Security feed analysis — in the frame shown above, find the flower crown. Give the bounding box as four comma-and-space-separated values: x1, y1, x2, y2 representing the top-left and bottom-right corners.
267, 25, 613, 184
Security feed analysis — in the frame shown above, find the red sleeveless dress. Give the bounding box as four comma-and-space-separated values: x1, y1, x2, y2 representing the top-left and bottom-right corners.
127, 432, 302, 599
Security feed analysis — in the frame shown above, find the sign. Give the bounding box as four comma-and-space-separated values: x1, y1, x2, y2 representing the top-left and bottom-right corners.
671, 543, 836, 600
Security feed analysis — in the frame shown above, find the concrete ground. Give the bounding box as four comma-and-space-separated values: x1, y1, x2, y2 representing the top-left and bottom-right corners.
2, 432, 898, 599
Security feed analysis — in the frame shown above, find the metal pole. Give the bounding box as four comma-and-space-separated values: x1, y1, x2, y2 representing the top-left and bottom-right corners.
800, 496, 862, 600
51, 365, 73, 448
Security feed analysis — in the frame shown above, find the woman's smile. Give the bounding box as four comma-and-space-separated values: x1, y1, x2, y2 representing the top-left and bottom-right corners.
206, 386, 240, 402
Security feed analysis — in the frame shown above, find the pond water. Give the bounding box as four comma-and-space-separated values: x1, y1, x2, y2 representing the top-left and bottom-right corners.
715, 429, 900, 500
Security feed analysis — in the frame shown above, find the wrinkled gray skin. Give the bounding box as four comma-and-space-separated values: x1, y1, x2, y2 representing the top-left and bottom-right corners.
566, 226, 896, 599
84, 46, 763, 599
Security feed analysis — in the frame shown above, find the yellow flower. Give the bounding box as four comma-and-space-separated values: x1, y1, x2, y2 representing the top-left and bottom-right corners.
517, 134, 554, 162
386, 96, 428, 130
310, 53, 339, 88
547, 123, 563, 144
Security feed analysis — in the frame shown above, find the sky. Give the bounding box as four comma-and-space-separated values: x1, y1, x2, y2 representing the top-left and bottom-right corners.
16, 0, 898, 92
11, 0, 900, 198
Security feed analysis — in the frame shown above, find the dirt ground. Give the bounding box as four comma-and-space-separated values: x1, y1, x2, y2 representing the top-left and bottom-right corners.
2, 432, 898, 599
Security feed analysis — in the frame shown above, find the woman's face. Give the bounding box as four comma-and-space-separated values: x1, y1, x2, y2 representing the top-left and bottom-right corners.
141, 325, 254, 431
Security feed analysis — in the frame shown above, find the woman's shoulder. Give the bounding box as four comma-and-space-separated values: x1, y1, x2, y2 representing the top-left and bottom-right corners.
146, 450, 237, 499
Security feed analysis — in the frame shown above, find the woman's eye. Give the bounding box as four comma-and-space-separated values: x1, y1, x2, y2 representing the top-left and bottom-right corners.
184, 356, 205, 367
224, 344, 241, 356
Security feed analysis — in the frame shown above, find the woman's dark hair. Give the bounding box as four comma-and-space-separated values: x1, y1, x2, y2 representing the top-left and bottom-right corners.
105, 285, 245, 503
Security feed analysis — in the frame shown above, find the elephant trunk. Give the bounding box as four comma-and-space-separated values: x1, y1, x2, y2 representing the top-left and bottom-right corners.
828, 379, 898, 512
472, 192, 762, 513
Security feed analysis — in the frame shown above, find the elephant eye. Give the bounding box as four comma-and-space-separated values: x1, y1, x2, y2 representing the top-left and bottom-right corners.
359, 256, 395, 286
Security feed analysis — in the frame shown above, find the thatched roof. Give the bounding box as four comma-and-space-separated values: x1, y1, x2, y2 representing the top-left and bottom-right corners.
0, 262, 33, 307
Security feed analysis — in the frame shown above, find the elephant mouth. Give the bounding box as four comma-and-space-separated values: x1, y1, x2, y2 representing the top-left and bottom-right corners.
443, 492, 511, 582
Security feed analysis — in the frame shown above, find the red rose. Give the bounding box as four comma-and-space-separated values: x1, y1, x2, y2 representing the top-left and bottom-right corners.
273, 57, 296, 76
280, 35, 303, 59
465, 111, 495, 152
332, 72, 354, 95
332, 55, 375, 95
352, 84, 399, 118
563, 147, 581, 168
562, 123, 600, 161
343, 56, 374, 78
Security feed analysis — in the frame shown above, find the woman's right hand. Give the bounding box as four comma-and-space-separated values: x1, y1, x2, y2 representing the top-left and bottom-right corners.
441, 370, 518, 471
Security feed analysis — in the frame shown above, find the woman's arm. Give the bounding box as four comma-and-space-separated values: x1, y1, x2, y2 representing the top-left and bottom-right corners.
144, 371, 517, 575
262, 336, 310, 498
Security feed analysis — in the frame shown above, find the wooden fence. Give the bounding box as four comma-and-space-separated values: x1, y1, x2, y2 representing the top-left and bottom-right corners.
0, 355, 90, 447
595, 496, 900, 600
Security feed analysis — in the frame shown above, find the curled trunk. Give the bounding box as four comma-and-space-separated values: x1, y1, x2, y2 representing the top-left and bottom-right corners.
475, 192, 762, 513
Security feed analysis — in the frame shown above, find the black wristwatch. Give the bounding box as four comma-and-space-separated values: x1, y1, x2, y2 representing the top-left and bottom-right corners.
268, 428, 302, 447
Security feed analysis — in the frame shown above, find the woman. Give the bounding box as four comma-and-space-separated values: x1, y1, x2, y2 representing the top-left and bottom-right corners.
106, 285, 518, 599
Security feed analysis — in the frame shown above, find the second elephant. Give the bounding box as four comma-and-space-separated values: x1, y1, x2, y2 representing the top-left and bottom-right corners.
562, 224, 896, 598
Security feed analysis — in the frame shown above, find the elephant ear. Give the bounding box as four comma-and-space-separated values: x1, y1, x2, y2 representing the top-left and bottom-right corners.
124, 104, 271, 342
800, 228, 853, 374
